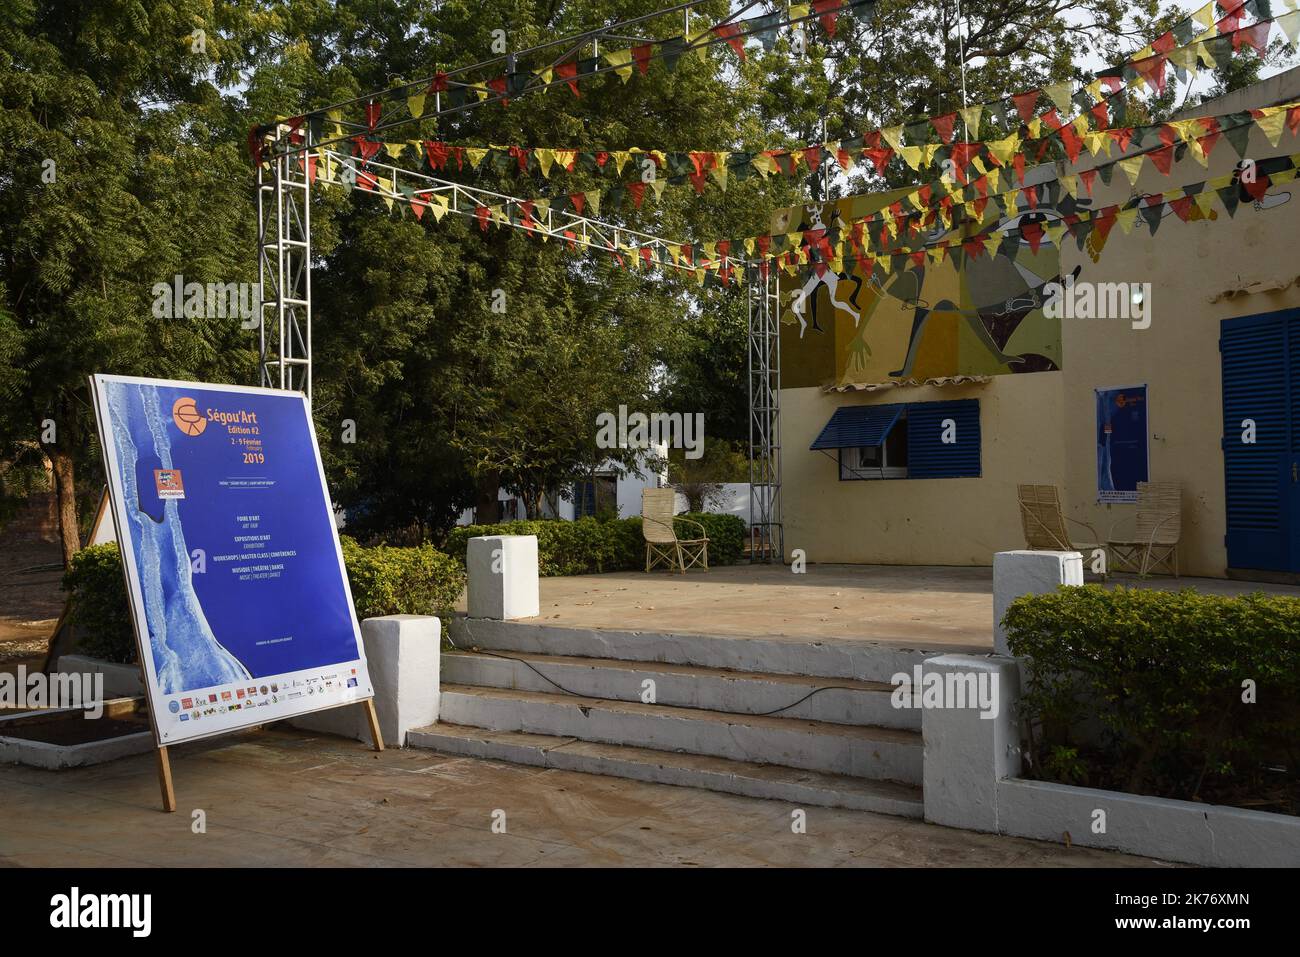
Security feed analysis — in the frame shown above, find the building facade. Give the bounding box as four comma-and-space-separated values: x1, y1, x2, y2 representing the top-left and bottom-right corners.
779, 71, 1300, 578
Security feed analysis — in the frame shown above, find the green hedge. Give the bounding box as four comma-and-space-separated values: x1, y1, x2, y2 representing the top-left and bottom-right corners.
63, 544, 137, 664
440, 512, 746, 574
62, 539, 466, 665
1004, 586, 1300, 807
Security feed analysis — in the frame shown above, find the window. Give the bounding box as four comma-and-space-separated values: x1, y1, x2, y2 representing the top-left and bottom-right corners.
813, 399, 980, 481
840, 415, 909, 479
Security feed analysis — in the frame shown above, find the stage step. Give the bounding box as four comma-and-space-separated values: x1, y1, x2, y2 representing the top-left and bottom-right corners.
432, 684, 923, 784
442, 649, 919, 730
407, 723, 924, 817
450, 614, 963, 684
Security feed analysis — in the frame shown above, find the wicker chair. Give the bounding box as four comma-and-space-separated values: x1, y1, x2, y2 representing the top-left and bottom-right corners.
641, 487, 708, 573
1107, 481, 1181, 578
1017, 484, 1107, 579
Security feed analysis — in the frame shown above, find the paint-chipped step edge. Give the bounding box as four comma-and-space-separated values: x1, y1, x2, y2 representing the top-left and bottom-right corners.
408, 722, 924, 818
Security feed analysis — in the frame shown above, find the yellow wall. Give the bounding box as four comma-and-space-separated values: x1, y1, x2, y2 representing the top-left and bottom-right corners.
783, 374, 1065, 565
781, 112, 1300, 575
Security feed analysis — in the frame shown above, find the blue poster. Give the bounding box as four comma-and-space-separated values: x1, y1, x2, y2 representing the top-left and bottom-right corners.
91, 375, 372, 745
1096, 385, 1149, 504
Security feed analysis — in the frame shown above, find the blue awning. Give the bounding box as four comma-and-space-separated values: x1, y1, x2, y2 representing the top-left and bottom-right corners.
810, 404, 904, 450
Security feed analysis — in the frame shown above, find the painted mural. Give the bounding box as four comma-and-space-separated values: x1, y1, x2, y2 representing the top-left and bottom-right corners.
776, 189, 1075, 390
778, 157, 1292, 391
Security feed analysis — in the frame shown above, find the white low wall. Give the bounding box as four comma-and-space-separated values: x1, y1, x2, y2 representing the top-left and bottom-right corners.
917, 551, 1300, 867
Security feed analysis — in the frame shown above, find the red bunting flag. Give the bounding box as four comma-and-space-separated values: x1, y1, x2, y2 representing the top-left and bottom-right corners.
1079, 168, 1098, 196
1012, 90, 1040, 122
628, 181, 646, 208
803, 145, 822, 170
1090, 101, 1109, 129
632, 43, 653, 75
1149, 144, 1175, 176
712, 23, 746, 59
862, 147, 893, 175
931, 112, 957, 145
1152, 31, 1176, 55
429, 72, 449, 93
1287, 107, 1300, 137
410, 195, 427, 220
555, 61, 580, 97
474, 205, 490, 231
508, 145, 530, 172
1108, 127, 1134, 152
1093, 205, 1118, 242
1020, 221, 1044, 252
424, 140, 450, 170
1133, 55, 1168, 94
1170, 196, 1194, 221
811, 0, 841, 36
569, 192, 586, 215
1234, 22, 1271, 56
487, 75, 509, 104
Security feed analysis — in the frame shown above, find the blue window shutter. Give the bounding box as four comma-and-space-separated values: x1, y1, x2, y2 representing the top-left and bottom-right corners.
810, 404, 904, 450
906, 399, 981, 478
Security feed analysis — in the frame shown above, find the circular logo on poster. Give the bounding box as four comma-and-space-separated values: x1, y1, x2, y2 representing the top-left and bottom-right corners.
172, 397, 206, 436
168, 700, 180, 713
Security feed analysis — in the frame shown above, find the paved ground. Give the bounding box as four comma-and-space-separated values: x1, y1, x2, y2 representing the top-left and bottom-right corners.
463, 563, 1300, 651
0, 727, 1173, 868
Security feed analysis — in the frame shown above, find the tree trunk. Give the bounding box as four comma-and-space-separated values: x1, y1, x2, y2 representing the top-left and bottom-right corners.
474, 471, 502, 525
49, 446, 80, 567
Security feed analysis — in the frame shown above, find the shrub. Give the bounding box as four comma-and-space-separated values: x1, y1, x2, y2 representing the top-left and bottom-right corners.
440, 512, 747, 574
63, 543, 135, 663
338, 536, 465, 620
61, 539, 466, 665
1004, 585, 1300, 808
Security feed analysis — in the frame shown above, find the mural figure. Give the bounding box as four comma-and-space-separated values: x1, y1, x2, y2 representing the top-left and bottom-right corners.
789, 204, 865, 337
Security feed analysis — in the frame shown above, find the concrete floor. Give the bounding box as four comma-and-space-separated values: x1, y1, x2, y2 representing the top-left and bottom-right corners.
0, 727, 1172, 867
466, 563, 1300, 651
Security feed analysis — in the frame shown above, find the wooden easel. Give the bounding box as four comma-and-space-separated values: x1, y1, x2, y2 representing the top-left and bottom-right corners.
153, 698, 384, 812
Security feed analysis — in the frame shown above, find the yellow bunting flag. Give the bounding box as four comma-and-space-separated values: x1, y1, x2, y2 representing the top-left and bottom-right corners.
535, 149, 556, 177
880, 125, 905, 151
1118, 154, 1145, 187
1044, 81, 1074, 114
959, 104, 983, 136
1257, 109, 1288, 147
1117, 207, 1139, 234
385, 142, 405, 160
428, 194, 449, 222
407, 92, 426, 119
465, 147, 488, 169
1194, 190, 1217, 217
985, 133, 1020, 167
604, 49, 634, 81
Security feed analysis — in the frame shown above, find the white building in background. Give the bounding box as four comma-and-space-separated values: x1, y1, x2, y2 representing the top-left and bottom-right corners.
455, 445, 671, 525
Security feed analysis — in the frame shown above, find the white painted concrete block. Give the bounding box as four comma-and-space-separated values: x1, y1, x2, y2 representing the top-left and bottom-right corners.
55, 655, 144, 698
993, 550, 1082, 656
921, 654, 1021, 833
289, 614, 440, 747
466, 535, 539, 620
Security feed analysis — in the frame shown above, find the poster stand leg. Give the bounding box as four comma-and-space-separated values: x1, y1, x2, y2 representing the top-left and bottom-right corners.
157, 746, 177, 813
362, 699, 384, 752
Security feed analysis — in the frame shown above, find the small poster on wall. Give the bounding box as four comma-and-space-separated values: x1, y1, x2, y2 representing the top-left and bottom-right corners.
1096, 385, 1149, 504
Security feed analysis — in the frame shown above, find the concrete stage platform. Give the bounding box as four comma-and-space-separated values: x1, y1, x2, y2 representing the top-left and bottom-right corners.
457, 562, 1300, 652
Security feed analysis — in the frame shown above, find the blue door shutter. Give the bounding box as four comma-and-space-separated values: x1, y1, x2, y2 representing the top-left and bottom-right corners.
906, 399, 981, 478
1221, 311, 1290, 571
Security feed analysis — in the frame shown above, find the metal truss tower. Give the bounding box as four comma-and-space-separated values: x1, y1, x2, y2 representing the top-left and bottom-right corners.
747, 269, 783, 563
256, 125, 313, 398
